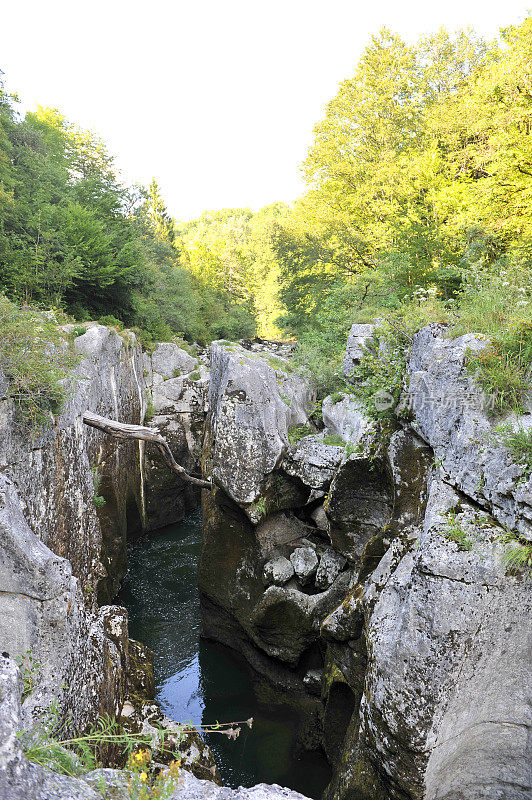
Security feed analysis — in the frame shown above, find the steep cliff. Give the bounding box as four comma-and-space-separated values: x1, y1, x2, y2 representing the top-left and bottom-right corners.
199, 329, 532, 800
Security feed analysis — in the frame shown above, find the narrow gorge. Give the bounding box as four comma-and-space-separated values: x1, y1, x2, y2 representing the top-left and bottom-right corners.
0, 321, 530, 800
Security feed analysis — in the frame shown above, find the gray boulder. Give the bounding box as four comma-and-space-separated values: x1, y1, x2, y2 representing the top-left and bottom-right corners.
151, 342, 197, 379
263, 556, 295, 586
322, 394, 371, 444
316, 550, 346, 589
282, 434, 344, 489
325, 474, 532, 800
290, 547, 319, 584
207, 342, 315, 506
407, 324, 532, 540
343, 323, 375, 379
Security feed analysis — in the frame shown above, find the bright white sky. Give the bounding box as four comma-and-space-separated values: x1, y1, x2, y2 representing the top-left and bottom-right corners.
0, 1, 530, 220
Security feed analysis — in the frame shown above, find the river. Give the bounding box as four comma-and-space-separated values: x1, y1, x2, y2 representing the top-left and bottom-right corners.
117, 510, 331, 799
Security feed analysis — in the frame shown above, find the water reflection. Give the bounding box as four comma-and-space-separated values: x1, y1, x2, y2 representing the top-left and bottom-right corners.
118, 511, 330, 798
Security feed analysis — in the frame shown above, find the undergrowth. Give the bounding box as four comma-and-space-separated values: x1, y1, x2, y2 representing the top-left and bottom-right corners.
491, 423, 532, 481
498, 530, 532, 574
442, 512, 473, 551
0, 296, 78, 432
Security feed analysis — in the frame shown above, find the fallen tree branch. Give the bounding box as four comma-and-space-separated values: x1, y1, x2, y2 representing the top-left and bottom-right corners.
83, 411, 213, 490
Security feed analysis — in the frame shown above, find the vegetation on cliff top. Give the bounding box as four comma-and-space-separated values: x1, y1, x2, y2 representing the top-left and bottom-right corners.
3, 18, 532, 419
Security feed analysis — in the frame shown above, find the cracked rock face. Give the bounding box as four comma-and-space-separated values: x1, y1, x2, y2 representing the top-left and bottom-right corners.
207, 342, 315, 506
408, 324, 532, 541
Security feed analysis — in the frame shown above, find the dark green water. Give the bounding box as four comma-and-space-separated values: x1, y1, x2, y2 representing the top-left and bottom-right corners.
117, 510, 331, 798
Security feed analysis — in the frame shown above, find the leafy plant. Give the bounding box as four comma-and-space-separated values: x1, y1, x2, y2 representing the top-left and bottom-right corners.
442, 512, 473, 551
329, 392, 344, 405
497, 530, 532, 574
188, 369, 200, 382
344, 441, 356, 458
91, 466, 106, 510
145, 395, 156, 422
491, 423, 532, 481
14, 650, 41, 703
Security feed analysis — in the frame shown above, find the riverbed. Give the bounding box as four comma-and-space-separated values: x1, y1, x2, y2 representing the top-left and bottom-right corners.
117, 510, 331, 798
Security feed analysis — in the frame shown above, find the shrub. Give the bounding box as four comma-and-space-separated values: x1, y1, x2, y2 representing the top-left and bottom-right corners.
98, 314, 124, 330
0, 296, 78, 432
329, 392, 344, 405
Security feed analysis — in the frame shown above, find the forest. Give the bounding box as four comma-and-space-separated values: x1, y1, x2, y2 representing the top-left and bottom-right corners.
2, 17, 532, 406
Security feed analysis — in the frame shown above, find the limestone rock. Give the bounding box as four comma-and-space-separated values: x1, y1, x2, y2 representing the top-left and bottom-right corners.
170, 769, 312, 800
327, 455, 394, 563
322, 394, 371, 444
310, 504, 328, 530
151, 342, 197, 379
282, 434, 344, 489
316, 550, 346, 589
343, 323, 375, 379
407, 324, 532, 540
0, 657, 100, 800
303, 669, 323, 696
263, 556, 294, 586
329, 475, 532, 800
207, 342, 314, 506
289, 547, 319, 584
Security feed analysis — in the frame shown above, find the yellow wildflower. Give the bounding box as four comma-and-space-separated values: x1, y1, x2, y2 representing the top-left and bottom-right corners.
140, 771, 148, 782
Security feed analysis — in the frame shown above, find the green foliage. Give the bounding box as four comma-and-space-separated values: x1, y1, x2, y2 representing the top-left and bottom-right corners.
344, 441, 356, 458
287, 423, 312, 445
0, 296, 78, 431
491, 424, 532, 481
322, 433, 345, 446
144, 395, 156, 422
272, 19, 532, 421
14, 650, 41, 703
91, 466, 106, 510
329, 392, 344, 405
497, 530, 532, 574
188, 369, 200, 382
442, 512, 473, 551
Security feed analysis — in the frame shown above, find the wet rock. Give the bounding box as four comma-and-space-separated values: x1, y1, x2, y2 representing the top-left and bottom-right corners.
343, 323, 375, 379
315, 550, 346, 589
290, 547, 319, 584
303, 669, 323, 696
263, 556, 294, 586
